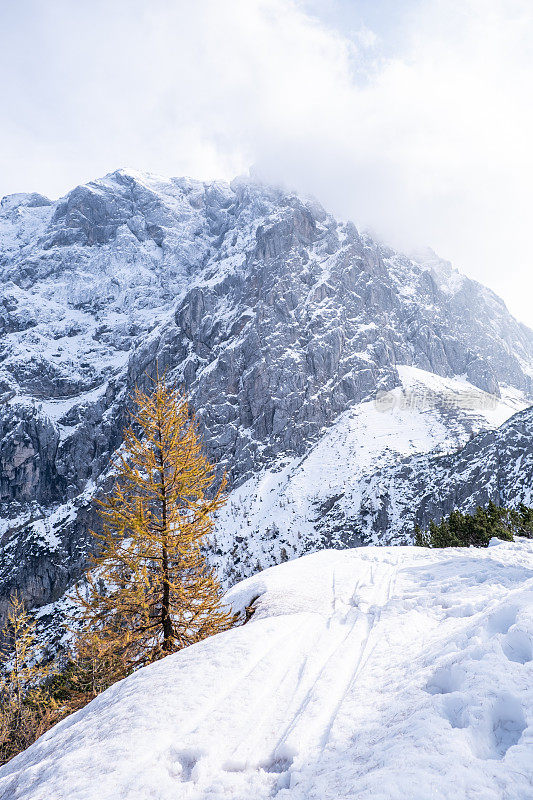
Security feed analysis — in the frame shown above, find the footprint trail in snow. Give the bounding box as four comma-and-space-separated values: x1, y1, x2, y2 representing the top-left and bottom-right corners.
1, 541, 532, 800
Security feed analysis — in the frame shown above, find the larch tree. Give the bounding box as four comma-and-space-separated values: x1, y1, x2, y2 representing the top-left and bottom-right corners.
0, 593, 58, 763
0, 593, 45, 715
73, 377, 235, 676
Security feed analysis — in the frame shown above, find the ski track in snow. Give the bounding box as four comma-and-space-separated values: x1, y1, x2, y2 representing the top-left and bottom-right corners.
1, 541, 532, 800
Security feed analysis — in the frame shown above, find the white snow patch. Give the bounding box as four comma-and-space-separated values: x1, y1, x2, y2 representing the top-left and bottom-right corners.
2, 541, 532, 799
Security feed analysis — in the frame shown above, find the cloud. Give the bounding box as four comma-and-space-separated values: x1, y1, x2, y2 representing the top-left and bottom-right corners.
1, 0, 532, 324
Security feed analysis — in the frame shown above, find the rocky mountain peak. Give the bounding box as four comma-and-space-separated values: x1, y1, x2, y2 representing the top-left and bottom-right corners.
1, 170, 533, 626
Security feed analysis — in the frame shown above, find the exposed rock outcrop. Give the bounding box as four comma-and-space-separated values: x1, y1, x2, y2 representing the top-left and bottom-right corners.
1, 169, 533, 621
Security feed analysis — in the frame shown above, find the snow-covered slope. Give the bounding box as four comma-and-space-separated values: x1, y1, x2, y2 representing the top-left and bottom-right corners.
212, 365, 529, 581
349, 401, 533, 545
2, 542, 532, 800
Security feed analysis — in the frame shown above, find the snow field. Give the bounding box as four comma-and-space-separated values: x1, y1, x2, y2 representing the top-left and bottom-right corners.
1, 540, 532, 799
213, 365, 529, 578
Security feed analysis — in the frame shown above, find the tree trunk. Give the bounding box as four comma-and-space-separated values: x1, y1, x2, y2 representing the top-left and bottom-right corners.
157, 415, 174, 652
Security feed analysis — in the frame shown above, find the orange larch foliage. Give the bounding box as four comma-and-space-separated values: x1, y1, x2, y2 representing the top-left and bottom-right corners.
73, 377, 235, 673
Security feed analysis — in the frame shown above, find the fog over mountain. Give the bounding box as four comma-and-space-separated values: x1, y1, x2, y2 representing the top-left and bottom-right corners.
2, 0, 533, 325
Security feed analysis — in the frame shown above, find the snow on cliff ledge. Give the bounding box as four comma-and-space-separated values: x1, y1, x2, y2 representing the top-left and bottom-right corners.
2, 542, 533, 800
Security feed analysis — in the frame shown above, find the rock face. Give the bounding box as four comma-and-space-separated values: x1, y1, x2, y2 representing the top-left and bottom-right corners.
1, 169, 533, 621
206, 366, 532, 584
352, 404, 533, 543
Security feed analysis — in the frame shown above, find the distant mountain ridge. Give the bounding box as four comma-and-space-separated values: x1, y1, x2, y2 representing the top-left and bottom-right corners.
1, 169, 533, 622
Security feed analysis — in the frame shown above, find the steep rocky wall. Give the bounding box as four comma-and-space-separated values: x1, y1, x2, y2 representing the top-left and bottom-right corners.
1, 170, 533, 621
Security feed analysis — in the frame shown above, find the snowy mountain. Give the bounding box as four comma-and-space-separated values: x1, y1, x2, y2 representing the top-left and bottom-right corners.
211, 366, 531, 582
1, 169, 533, 621
1, 541, 532, 799
210, 370, 533, 582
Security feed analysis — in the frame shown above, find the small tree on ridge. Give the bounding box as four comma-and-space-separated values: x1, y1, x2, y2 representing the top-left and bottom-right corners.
73, 377, 234, 676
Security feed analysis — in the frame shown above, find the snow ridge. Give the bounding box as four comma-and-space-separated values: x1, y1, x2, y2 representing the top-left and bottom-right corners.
1, 542, 532, 799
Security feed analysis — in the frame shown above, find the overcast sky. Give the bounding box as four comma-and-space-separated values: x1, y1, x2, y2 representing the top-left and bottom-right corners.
1, 0, 532, 325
